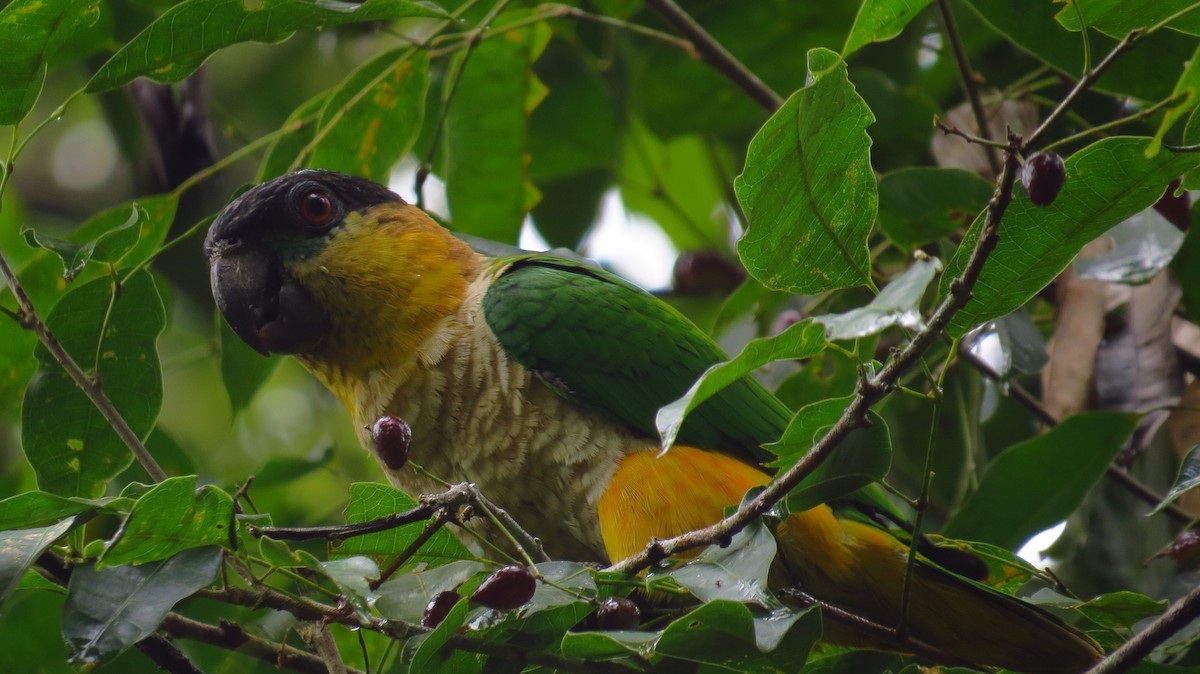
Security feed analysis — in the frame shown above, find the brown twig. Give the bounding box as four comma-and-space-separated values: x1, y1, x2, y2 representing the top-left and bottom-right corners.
935, 121, 1011, 150
0, 248, 167, 482
937, 0, 1000, 175
162, 614, 365, 674
609, 130, 1025, 574
778, 587, 978, 669
1085, 581, 1200, 674
134, 635, 204, 674
1027, 30, 1143, 149
370, 509, 453, 589
297, 621, 349, 674
958, 347, 1193, 525
642, 0, 783, 112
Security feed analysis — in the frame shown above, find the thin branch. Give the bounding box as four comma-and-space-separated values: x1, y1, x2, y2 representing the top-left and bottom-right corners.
1027, 30, 1143, 149
1041, 93, 1183, 153
134, 635, 205, 674
642, 0, 783, 112
958, 347, 1193, 524
297, 621, 349, 674
937, 0, 1000, 175
609, 129, 1026, 575
371, 509, 452, 589
0, 248, 167, 482
1085, 581, 1200, 674
777, 587, 978, 669
935, 121, 1011, 150
162, 614, 366, 674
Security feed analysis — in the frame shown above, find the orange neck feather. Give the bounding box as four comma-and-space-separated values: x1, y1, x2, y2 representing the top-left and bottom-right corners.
290, 202, 482, 398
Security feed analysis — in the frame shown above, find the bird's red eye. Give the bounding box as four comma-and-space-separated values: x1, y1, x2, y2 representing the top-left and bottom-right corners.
299, 190, 334, 227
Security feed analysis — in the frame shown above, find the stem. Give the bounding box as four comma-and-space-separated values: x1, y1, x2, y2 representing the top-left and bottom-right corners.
162, 614, 366, 674
610, 132, 1026, 574
937, 0, 1000, 175
958, 347, 1193, 524
642, 0, 783, 112
1027, 30, 1142, 149
1041, 93, 1183, 153
0, 248, 167, 482
1085, 581, 1200, 674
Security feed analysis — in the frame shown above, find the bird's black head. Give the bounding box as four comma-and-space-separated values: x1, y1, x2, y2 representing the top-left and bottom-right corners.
205, 170, 400, 356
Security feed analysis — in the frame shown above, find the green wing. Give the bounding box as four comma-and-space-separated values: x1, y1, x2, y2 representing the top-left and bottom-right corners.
481, 255, 789, 465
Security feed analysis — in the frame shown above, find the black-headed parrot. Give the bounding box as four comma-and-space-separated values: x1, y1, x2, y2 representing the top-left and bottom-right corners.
205, 169, 1103, 673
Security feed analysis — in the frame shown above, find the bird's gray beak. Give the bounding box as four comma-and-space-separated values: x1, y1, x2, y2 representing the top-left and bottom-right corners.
209, 248, 329, 356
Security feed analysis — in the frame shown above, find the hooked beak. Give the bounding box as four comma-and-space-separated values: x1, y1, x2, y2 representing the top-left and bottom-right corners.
209, 248, 330, 356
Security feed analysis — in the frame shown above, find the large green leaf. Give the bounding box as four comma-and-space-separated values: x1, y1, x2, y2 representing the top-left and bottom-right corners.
86, 0, 446, 92
21, 271, 165, 498
945, 411, 1139, 550
769, 396, 892, 512
310, 48, 430, 183
942, 138, 1200, 337
1056, 0, 1200, 38
656, 319, 827, 450
655, 600, 819, 671
0, 0, 100, 124
843, 0, 935, 57
0, 492, 120, 531
257, 91, 331, 181
330, 483, 470, 567
966, 0, 1196, 101
100, 476, 234, 567
1148, 43, 1200, 157
812, 256, 942, 340
877, 167, 993, 248
735, 48, 876, 294
443, 17, 551, 243
62, 546, 221, 666
0, 519, 75, 610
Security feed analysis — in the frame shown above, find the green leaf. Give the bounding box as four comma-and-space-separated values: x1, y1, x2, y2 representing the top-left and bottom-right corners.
1073, 207, 1185, 285
443, 16, 551, 243
1148, 43, 1200, 157
877, 167, 994, 248
86, 0, 447, 92
0, 0, 100, 124
945, 411, 1140, 549
942, 138, 1200, 337
1056, 0, 1200, 37
618, 124, 730, 251
21, 271, 165, 498
310, 48, 429, 182
0, 491, 118, 531
1155, 444, 1200, 514
62, 546, 221, 667
966, 0, 1195, 102
656, 320, 827, 450
843, 0, 935, 57
73, 195, 179, 272
560, 629, 661, 660
21, 204, 142, 280
735, 48, 876, 294
218, 316, 278, 415
100, 476, 233, 567
0, 519, 74, 610
331, 483, 470, 566
768, 396, 891, 512
375, 559, 486, 623
258, 91, 331, 181
320, 556, 379, 620
658, 519, 776, 606
1072, 591, 1167, 630
812, 256, 942, 339
655, 600, 819, 672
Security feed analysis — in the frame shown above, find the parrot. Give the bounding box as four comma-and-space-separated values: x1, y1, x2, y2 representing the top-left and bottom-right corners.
205, 169, 1104, 673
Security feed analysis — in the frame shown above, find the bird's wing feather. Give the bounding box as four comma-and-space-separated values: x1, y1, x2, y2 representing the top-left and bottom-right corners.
481, 255, 790, 464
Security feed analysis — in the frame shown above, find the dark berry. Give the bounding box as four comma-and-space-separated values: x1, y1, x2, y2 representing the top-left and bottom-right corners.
1021, 152, 1066, 207
470, 565, 536, 610
370, 415, 412, 470
595, 596, 640, 630
1170, 528, 1200, 570
421, 590, 461, 628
